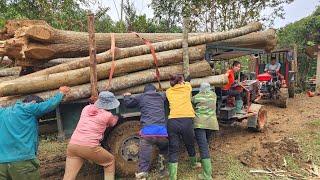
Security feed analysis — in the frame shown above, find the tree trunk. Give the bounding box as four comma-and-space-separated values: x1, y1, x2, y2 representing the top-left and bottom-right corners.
7, 46, 205, 95
0, 20, 49, 40
210, 29, 276, 52
0, 61, 212, 105
2, 24, 202, 61
0, 66, 21, 76
0, 76, 17, 83
18, 22, 262, 78
116, 74, 228, 95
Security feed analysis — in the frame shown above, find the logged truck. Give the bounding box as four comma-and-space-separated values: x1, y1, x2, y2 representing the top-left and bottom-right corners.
54, 88, 266, 176
47, 44, 293, 177
51, 45, 274, 176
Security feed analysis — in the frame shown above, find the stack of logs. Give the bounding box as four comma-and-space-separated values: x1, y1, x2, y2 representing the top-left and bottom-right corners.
0, 20, 276, 106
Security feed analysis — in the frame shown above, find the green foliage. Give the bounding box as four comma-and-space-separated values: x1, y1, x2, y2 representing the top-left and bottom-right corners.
0, 0, 89, 31
150, 0, 294, 32
277, 7, 320, 48
0, 0, 182, 33
277, 6, 320, 90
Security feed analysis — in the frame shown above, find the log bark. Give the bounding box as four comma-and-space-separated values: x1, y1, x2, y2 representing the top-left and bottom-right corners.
116, 75, 228, 95
4, 24, 201, 60
210, 29, 276, 52
0, 61, 212, 105
19, 22, 262, 78
0, 76, 17, 82
4, 46, 205, 95
28, 29, 276, 69
0, 20, 48, 40
0, 66, 21, 76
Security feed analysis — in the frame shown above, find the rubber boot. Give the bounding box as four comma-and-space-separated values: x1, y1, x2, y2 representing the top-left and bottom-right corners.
235, 100, 246, 114
169, 163, 178, 180
189, 156, 202, 169
198, 158, 213, 180
135, 172, 148, 180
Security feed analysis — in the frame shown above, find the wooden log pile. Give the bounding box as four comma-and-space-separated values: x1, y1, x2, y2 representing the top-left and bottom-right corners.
0, 20, 276, 107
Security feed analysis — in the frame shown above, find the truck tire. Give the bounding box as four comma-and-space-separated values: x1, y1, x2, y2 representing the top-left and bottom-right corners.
107, 121, 141, 177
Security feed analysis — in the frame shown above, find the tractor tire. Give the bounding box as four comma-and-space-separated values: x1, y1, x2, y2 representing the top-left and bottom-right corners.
276, 88, 289, 108
288, 82, 295, 98
107, 121, 141, 177
248, 103, 267, 132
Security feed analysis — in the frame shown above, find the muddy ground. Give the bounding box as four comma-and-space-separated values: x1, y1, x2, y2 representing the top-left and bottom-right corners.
39, 94, 320, 179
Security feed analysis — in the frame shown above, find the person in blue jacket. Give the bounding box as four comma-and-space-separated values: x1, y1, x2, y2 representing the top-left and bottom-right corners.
123, 84, 168, 180
0, 86, 70, 180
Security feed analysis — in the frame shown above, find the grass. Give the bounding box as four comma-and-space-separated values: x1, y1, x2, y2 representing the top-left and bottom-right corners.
284, 155, 300, 172
225, 156, 251, 180
308, 118, 320, 127
38, 134, 68, 160
148, 154, 271, 180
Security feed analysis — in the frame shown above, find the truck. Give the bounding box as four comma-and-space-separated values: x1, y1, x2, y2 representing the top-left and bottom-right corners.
50, 44, 283, 176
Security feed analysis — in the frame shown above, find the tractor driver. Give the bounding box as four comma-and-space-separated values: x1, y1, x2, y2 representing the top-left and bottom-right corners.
264, 57, 286, 86
222, 61, 245, 114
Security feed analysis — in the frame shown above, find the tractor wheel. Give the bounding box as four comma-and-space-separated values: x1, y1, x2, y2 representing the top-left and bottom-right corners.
288, 82, 295, 98
276, 88, 289, 108
248, 103, 267, 132
107, 121, 141, 177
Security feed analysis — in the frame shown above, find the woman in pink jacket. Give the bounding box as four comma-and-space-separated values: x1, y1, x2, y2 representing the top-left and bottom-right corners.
63, 91, 120, 180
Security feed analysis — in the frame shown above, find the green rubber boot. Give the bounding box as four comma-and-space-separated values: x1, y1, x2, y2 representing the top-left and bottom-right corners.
198, 158, 213, 180
235, 100, 246, 114
168, 163, 178, 180
189, 156, 202, 169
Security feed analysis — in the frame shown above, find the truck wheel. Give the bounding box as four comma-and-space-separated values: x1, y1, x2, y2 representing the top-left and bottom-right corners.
107, 121, 141, 177
276, 88, 288, 108
248, 103, 267, 132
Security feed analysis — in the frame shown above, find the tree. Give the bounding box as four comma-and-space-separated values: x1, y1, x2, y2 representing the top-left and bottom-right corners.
277, 6, 320, 90
150, 0, 294, 32
0, 0, 91, 31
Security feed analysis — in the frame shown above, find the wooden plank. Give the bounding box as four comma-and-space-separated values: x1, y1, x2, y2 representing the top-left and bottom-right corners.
182, 16, 190, 78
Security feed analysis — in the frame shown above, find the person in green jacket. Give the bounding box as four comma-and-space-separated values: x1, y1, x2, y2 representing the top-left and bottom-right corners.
192, 82, 219, 180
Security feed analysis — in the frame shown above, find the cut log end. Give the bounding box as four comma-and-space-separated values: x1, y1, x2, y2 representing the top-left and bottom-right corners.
25, 45, 56, 60
25, 25, 53, 41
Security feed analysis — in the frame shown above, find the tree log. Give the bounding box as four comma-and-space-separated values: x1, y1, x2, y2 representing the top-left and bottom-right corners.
0, 76, 18, 83
5, 46, 205, 95
210, 29, 276, 52
0, 66, 21, 76
27, 29, 276, 69
0, 20, 48, 40
0, 61, 212, 105
116, 75, 228, 95
19, 22, 262, 78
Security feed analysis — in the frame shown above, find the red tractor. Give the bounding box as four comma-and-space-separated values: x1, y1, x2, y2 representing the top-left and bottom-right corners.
253, 49, 296, 108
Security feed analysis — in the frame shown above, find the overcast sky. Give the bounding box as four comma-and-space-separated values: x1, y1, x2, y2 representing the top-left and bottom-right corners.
91, 0, 319, 29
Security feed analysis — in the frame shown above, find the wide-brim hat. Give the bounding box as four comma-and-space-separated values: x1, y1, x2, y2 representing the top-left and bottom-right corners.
94, 91, 120, 110
199, 82, 214, 92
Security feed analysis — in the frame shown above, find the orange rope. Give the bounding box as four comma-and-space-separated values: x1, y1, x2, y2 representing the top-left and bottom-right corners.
107, 33, 116, 90
132, 32, 162, 90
